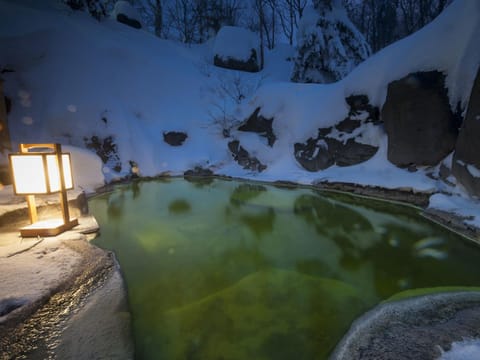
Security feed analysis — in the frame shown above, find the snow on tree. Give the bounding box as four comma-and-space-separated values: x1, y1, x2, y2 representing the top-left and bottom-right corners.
291, 0, 371, 83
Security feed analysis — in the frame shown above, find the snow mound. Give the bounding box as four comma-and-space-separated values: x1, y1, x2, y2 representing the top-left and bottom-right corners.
213, 26, 260, 62
111, 0, 142, 24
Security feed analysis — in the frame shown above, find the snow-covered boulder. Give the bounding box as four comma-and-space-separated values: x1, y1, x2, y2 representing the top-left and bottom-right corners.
294, 95, 380, 171
452, 68, 480, 196
382, 71, 459, 167
112, 1, 142, 29
291, 0, 370, 83
213, 26, 261, 73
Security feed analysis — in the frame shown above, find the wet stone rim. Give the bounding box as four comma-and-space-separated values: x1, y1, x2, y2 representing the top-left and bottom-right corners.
331, 291, 480, 360
0, 239, 116, 359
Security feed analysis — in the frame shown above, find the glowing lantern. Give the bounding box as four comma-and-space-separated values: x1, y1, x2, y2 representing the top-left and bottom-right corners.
8, 143, 78, 237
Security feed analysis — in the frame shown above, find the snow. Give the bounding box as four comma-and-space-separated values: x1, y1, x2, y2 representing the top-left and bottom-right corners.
438, 339, 480, 360
0, 0, 479, 229
64, 145, 104, 193
467, 164, 480, 178
213, 26, 260, 62
429, 193, 480, 229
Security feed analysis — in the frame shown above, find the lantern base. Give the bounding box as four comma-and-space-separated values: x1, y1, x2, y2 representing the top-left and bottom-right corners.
20, 218, 79, 237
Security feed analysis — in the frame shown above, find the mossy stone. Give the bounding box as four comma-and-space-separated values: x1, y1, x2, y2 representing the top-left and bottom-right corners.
153, 269, 368, 359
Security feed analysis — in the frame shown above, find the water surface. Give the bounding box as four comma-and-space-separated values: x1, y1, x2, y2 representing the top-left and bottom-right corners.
90, 178, 480, 359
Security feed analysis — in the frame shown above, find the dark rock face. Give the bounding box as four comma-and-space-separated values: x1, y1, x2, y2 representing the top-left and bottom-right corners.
294, 95, 379, 172
228, 140, 266, 172
345, 94, 380, 124
294, 136, 378, 172
294, 137, 334, 171
116, 13, 142, 29
452, 68, 480, 197
382, 71, 459, 167
163, 131, 188, 146
84, 135, 122, 173
214, 49, 260, 73
183, 166, 214, 177
238, 107, 276, 146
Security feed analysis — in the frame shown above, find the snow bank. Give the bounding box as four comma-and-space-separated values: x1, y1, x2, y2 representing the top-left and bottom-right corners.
428, 193, 480, 228
64, 145, 104, 193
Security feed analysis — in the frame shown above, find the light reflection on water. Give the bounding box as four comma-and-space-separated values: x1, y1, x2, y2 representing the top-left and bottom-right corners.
90, 178, 480, 360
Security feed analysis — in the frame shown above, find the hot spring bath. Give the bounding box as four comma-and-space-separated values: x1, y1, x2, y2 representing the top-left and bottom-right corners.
89, 178, 480, 359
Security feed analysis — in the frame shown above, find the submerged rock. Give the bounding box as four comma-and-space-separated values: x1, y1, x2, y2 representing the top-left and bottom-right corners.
155, 269, 367, 360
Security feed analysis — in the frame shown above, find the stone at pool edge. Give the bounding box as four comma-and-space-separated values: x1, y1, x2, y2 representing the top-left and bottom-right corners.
331, 290, 480, 360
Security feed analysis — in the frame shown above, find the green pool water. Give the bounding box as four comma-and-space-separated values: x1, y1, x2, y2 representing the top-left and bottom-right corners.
89, 178, 480, 360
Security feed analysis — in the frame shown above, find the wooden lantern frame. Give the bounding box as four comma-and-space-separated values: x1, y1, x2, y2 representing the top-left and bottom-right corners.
9, 143, 78, 237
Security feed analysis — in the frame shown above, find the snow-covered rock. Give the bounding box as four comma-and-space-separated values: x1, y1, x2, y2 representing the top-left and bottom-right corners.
213, 26, 261, 72
112, 0, 142, 29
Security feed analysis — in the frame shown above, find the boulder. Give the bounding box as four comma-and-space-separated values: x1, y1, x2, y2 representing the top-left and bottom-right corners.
452, 68, 480, 196
294, 95, 379, 172
331, 291, 480, 360
183, 166, 213, 178
112, 1, 142, 29
294, 136, 378, 172
213, 26, 261, 72
382, 71, 459, 167
84, 135, 122, 173
228, 140, 266, 172
345, 94, 380, 124
163, 131, 188, 146
157, 269, 367, 360
294, 136, 334, 171
238, 107, 276, 146
116, 14, 141, 29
